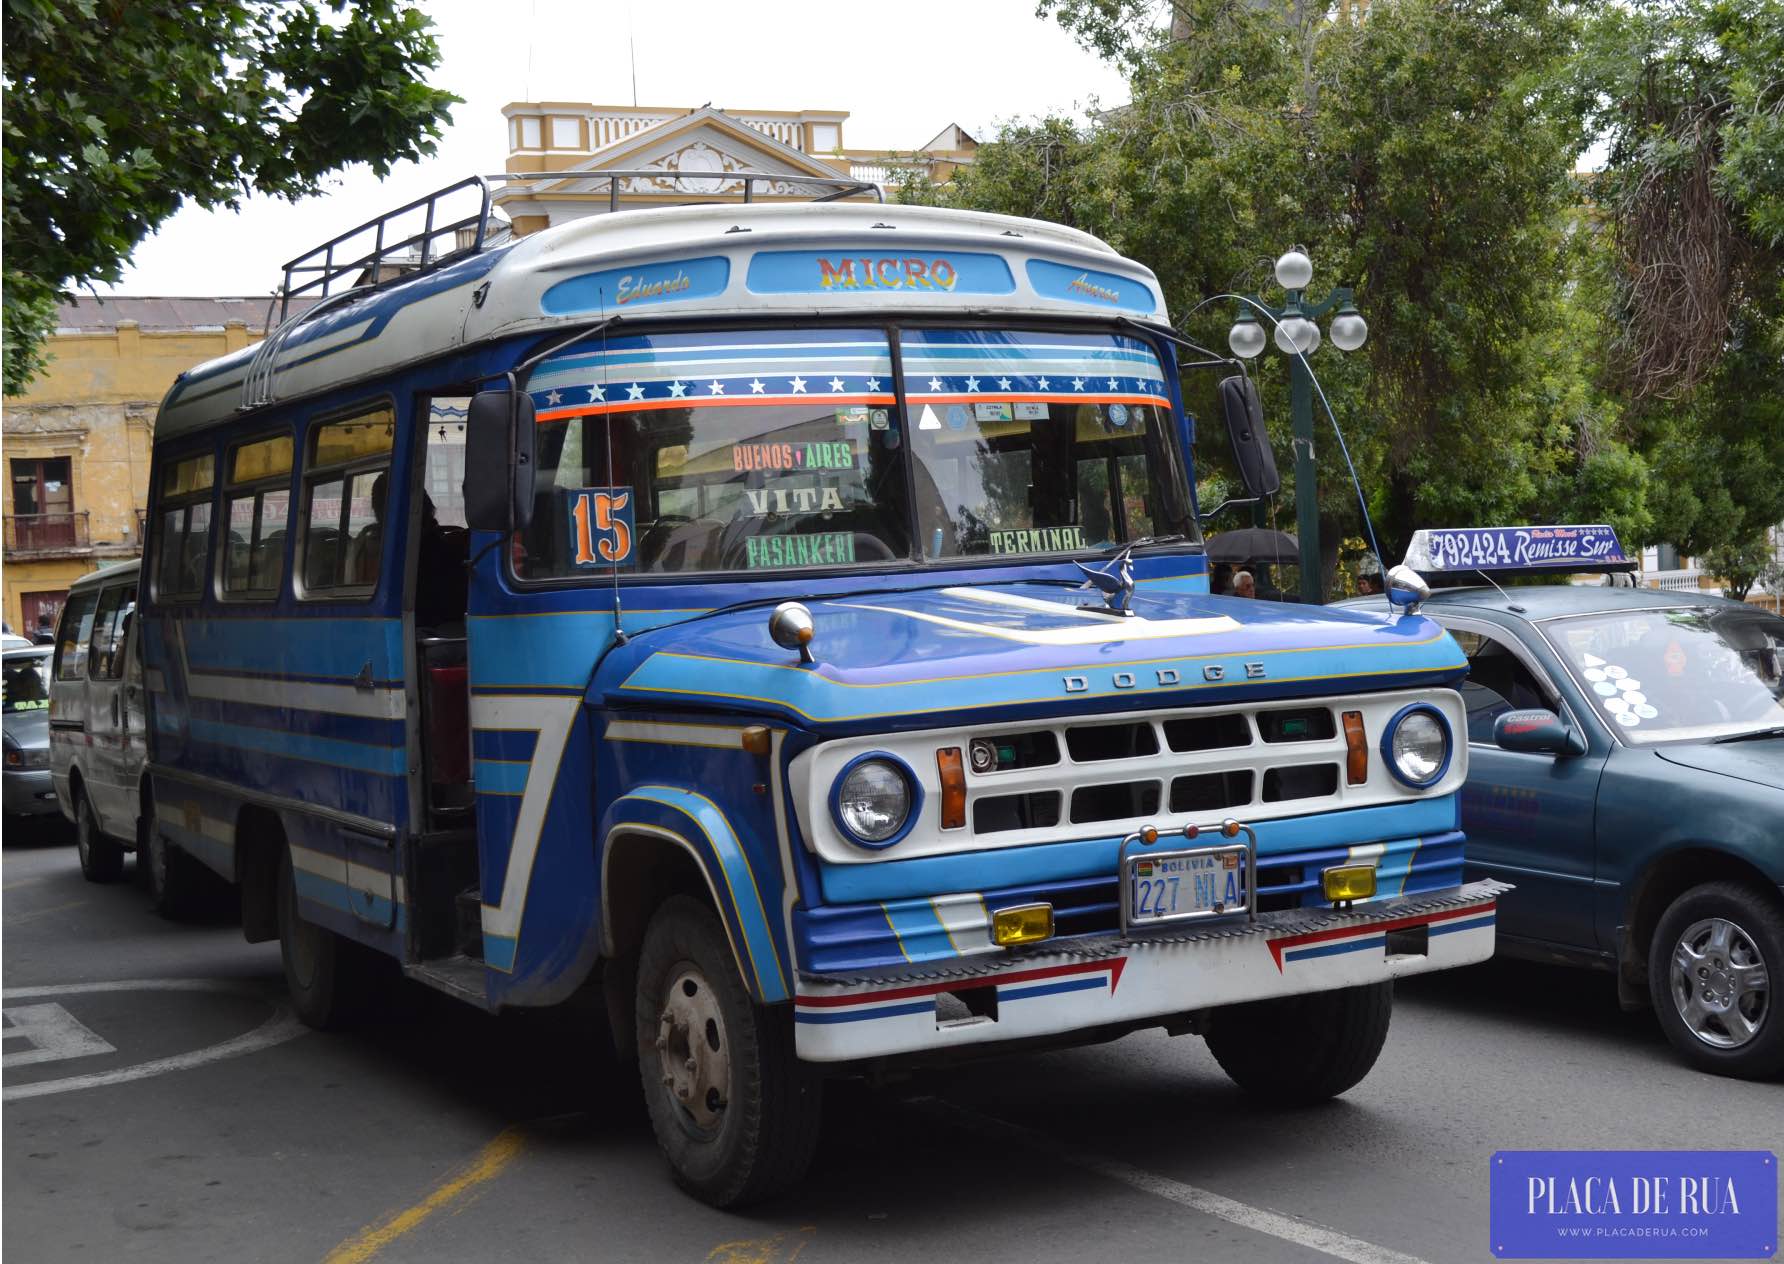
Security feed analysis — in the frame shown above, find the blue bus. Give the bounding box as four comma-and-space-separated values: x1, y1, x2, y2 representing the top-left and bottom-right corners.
140, 176, 1502, 1205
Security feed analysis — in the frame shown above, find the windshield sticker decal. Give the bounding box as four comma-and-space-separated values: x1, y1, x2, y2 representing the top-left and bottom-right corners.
989, 526, 1088, 555
1615, 711, 1642, 727
974, 402, 1014, 422
1603, 664, 1627, 679
1593, 681, 1618, 696
567, 487, 635, 568
1015, 402, 1049, 420
1603, 696, 1629, 714
1584, 668, 1606, 682
743, 484, 846, 515
1616, 677, 1642, 693
1634, 704, 1659, 718
1623, 690, 1647, 705
745, 533, 857, 569
731, 441, 854, 473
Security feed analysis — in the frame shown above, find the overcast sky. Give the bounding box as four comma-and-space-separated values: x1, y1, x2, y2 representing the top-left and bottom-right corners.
101, 0, 1131, 297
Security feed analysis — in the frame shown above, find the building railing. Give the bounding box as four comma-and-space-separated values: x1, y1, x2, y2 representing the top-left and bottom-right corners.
1644, 568, 1718, 593
5, 511, 90, 554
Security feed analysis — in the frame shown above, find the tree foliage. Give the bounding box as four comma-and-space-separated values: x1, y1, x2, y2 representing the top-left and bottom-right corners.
911, 0, 1784, 572
1, 0, 459, 395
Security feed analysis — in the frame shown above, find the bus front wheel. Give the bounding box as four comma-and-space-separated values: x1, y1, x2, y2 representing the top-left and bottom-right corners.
634, 895, 820, 1207
1204, 981, 1393, 1104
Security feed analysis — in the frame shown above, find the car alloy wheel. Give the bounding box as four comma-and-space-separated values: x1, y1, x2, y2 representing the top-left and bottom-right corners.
656, 965, 732, 1136
1669, 916, 1770, 1050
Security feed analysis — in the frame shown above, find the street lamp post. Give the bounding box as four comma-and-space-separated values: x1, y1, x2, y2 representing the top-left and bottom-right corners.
1227, 250, 1367, 604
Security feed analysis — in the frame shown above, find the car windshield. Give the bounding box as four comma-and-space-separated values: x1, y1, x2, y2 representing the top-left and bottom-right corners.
1542, 606, 1784, 743
515, 326, 1195, 578
3, 652, 51, 713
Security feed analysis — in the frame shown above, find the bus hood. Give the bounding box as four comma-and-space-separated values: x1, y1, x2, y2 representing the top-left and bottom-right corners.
595, 582, 1465, 732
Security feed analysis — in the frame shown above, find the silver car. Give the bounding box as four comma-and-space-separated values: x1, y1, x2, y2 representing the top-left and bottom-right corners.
3, 646, 59, 823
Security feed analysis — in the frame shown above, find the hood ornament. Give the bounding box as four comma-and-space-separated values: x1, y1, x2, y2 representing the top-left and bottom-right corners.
1075, 545, 1137, 616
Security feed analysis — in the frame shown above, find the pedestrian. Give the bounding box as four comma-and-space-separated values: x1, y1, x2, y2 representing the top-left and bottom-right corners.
1231, 570, 1256, 599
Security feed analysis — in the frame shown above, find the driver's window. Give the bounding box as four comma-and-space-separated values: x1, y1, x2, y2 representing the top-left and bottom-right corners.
1449, 627, 1552, 744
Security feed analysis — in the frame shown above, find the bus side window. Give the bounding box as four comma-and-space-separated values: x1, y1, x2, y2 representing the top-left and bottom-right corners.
221, 432, 294, 599
54, 590, 98, 681
300, 406, 394, 595
154, 451, 217, 602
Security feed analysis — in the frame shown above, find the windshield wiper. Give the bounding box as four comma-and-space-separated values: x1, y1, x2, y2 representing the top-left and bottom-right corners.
1712, 724, 1784, 744
1103, 533, 1188, 555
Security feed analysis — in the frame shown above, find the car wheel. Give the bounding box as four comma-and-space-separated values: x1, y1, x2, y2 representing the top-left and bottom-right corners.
634, 895, 820, 1207
1205, 981, 1394, 1104
75, 790, 124, 883
276, 849, 372, 1030
142, 803, 206, 919
1648, 881, 1784, 1079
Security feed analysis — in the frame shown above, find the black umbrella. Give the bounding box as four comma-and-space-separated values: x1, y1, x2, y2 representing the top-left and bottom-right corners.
1206, 528, 1299, 566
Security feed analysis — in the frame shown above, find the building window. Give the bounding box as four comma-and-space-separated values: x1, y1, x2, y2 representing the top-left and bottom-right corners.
809, 122, 840, 152
10, 457, 76, 549
301, 406, 394, 595
222, 432, 294, 598
154, 452, 215, 601
519, 116, 542, 149
550, 116, 581, 149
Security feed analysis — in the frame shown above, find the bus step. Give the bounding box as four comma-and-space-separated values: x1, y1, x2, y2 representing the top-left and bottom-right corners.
405, 955, 493, 1011
455, 886, 483, 960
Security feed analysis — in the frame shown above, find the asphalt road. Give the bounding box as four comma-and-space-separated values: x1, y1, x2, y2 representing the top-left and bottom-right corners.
5, 822, 1780, 1264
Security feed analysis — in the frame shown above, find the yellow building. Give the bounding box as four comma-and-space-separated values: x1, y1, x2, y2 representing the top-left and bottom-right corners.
494, 102, 976, 234
1, 297, 283, 636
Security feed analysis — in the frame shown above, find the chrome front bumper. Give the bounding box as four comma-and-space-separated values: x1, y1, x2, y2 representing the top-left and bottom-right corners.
793, 879, 1506, 1062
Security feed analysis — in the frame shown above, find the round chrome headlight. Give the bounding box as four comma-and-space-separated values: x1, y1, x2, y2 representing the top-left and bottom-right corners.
832, 756, 915, 847
1385, 706, 1450, 787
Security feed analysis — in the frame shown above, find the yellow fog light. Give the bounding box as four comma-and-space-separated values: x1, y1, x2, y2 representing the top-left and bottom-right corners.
991, 903, 1055, 947
1322, 864, 1377, 905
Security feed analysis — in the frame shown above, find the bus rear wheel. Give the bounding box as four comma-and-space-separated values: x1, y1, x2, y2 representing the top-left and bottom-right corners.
276, 850, 372, 1030
1204, 981, 1393, 1105
634, 895, 820, 1207
142, 801, 205, 919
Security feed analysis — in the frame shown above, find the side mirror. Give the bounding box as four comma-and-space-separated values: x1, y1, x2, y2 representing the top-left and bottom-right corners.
1217, 374, 1280, 499
463, 389, 536, 533
1386, 563, 1431, 612
1494, 708, 1585, 757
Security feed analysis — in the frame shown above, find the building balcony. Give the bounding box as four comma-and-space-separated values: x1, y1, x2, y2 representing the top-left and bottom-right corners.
1643, 568, 1721, 595
5, 511, 89, 557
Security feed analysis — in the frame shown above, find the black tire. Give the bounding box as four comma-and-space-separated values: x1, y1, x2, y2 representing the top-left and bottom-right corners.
276, 849, 374, 1030
74, 789, 124, 883
1647, 881, 1784, 1080
634, 894, 820, 1207
142, 801, 204, 918
1205, 981, 1393, 1104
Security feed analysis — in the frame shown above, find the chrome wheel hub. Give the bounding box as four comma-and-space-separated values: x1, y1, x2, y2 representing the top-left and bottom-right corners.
1670, 917, 1770, 1049
656, 967, 730, 1132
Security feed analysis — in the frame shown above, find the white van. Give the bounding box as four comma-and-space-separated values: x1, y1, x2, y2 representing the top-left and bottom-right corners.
49, 561, 150, 888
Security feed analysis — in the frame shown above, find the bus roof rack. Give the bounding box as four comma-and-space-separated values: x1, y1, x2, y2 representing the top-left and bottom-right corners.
277, 174, 496, 322
484, 169, 883, 213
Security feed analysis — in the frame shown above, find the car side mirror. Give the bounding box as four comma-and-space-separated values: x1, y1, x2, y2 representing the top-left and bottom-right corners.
463, 388, 536, 533
1218, 374, 1280, 499
1494, 708, 1586, 757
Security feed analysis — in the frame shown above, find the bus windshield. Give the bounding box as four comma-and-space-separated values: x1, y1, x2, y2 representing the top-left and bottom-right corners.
516, 326, 1194, 579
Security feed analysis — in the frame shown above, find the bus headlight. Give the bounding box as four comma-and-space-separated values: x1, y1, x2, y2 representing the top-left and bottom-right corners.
1381, 704, 1451, 788
831, 754, 917, 848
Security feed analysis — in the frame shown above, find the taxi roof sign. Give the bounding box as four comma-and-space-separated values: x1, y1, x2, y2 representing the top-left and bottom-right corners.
1403, 525, 1636, 577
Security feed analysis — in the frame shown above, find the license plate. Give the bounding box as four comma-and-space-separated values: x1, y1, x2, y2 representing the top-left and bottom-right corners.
1126, 845, 1249, 926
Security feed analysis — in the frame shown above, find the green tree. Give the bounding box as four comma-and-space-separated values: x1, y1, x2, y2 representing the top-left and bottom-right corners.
1703, 532, 1777, 602
922, 0, 1613, 565
2, 0, 459, 395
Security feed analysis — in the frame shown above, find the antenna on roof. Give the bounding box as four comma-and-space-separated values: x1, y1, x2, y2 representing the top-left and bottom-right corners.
628, 7, 638, 107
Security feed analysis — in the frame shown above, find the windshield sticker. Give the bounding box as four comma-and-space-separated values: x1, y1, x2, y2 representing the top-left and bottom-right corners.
947, 405, 970, 430
745, 533, 857, 568
869, 409, 890, 431
567, 487, 635, 567
1616, 677, 1643, 693
1623, 690, 1647, 705
974, 402, 1014, 422
1015, 402, 1049, 420
1583, 668, 1606, 682
1634, 703, 1659, 718
1603, 696, 1629, 714
1615, 711, 1642, 727
1583, 653, 1606, 667
988, 526, 1088, 555
1593, 681, 1618, 696
1108, 403, 1131, 427
1603, 664, 1628, 679
918, 404, 942, 431
732, 441, 854, 473
744, 484, 846, 515
835, 406, 869, 425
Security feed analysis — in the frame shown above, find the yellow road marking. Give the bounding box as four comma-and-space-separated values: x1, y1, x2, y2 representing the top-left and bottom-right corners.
706, 1226, 816, 1264
322, 1127, 524, 1264
3, 876, 47, 891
